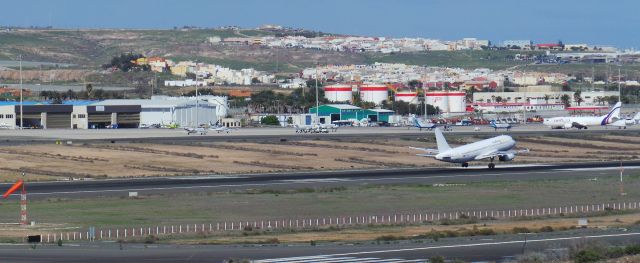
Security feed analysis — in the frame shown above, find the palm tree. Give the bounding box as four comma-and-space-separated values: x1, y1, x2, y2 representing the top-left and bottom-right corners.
573, 90, 583, 106
595, 96, 603, 105
561, 94, 571, 107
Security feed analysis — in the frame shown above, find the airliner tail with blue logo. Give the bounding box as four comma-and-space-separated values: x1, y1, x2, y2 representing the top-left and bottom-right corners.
413, 118, 437, 131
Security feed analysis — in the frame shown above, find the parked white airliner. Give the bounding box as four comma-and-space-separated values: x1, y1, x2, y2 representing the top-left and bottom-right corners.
411, 128, 528, 169
608, 112, 640, 129
543, 102, 621, 129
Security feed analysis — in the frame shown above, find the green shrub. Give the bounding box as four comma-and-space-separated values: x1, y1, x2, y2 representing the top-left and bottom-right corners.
429, 256, 445, 263
261, 115, 280, 125
624, 244, 640, 255
573, 249, 604, 263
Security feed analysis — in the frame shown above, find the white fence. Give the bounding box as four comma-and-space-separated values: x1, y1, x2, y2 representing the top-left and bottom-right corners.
41, 201, 640, 243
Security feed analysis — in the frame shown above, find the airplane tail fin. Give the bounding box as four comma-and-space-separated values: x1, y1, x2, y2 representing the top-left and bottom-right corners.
601, 101, 622, 125
414, 118, 425, 128
434, 128, 451, 152
489, 120, 496, 128
633, 112, 640, 121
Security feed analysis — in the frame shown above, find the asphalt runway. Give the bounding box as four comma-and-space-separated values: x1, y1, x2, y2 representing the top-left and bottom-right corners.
2, 228, 639, 262
5, 161, 640, 199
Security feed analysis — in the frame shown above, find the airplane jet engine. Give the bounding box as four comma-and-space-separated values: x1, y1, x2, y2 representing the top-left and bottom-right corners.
499, 153, 516, 161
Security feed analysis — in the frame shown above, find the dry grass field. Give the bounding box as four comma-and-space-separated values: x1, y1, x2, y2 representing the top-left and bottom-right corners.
0, 133, 639, 182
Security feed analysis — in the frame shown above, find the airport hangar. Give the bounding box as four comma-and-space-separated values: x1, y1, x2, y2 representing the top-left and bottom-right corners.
0, 96, 227, 129
309, 104, 394, 123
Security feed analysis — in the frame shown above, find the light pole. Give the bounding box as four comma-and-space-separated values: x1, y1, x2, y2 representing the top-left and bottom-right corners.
315, 64, 319, 123
195, 69, 199, 127
18, 54, 23, 130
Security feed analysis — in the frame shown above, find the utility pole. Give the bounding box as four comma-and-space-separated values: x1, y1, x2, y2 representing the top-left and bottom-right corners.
522, 70, 526, 125
423, 90, 427, 117
315, 64, 319, 123
152, 72, 157, 98
20, 172, 27, 227
18, 54, 23, 130
618, 67, 621, 103
591, 67, 594, 91
195, 72, 199, 127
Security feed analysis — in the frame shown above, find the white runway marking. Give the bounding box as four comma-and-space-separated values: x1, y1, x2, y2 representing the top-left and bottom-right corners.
555, 166, 640, 171
451, 164, 552, 169
254, 255, 426, 263
21, 169, 610, 196
322, 232, 640, 257
281, 178, 350, 183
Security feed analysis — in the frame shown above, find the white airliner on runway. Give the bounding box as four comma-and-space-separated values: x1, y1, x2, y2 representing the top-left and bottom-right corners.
543, 102, 621, 129
411, 128, 528, 169
184, 127, 207, 135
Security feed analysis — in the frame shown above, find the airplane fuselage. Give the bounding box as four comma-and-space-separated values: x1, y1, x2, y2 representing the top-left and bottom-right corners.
435, 135, 516, 163
543, 116, 608, 129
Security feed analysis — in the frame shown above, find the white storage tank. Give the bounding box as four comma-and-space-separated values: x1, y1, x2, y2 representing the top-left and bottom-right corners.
395, 90, 419, 104
426, 91, 466, 114
324, 84, 353, 102
359, 84, 388, 105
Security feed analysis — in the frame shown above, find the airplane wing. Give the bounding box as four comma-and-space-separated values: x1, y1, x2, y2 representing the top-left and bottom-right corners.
409, 147, 439, 157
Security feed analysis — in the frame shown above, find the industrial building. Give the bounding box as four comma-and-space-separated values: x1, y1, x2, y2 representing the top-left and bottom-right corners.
426, 91, 467, 115
93, 96, 227, 128
472, 91, 619, 105
324, 84, 353, 102
0, 103, 73, 129
72, 104, 141, 129
395, 90, 419, 104
0, 95, 229, 129
359, 84, 389, 105
309, 104, 394, 123
473, 102, 565, 113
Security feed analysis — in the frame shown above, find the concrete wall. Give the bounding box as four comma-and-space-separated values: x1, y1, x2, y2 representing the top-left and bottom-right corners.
71, 106, 89, 129
0, 106, 16, 129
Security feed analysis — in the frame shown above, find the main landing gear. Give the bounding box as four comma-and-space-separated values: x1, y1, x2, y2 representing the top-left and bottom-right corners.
461, 162, 469, 168
488, 157, 496, 169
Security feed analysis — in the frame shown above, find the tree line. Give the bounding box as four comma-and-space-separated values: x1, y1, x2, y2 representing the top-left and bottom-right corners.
40, 86, 125, 103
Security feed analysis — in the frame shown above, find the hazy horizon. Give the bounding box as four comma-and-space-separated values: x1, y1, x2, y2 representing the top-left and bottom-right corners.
1, 0, 638, 49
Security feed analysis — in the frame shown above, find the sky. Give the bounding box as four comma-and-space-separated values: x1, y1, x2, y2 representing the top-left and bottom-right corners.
1, 0, 638, 49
